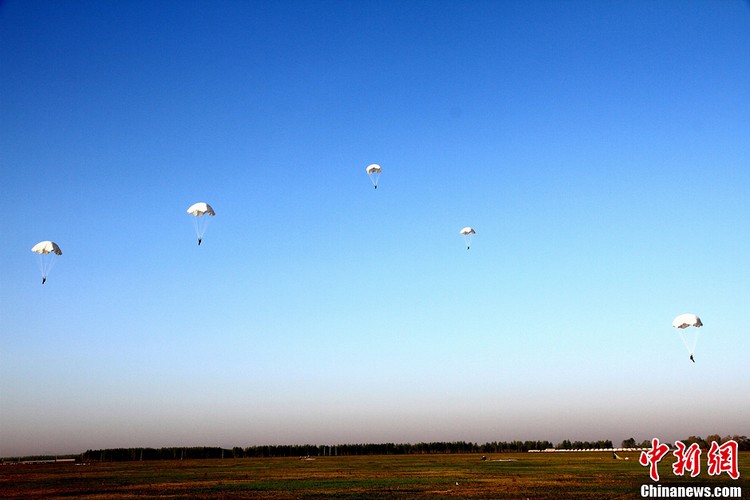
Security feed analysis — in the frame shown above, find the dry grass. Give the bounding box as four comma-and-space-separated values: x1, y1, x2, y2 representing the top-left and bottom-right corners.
1, 452, 748, 498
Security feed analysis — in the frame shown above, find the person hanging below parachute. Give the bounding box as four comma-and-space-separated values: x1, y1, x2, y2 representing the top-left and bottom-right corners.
186, 202, 215, 245
672, 313, 702, 363
31, 240, 62, 284
459, 227, 476, 250
366, 164, 381, 189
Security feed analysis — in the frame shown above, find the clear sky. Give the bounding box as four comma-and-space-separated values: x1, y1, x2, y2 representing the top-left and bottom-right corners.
1, 0, 749, 457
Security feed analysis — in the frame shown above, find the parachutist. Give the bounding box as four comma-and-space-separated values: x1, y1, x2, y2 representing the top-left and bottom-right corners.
366, 164, 382, 189
459, 227, 476, 250
672, 314, 702, 362
31, 241, 62, 284
187, 202, 214, 248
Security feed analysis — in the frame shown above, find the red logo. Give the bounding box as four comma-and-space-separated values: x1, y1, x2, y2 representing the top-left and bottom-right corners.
707, 440, 740, 480
639, 438, 670, 481
672, 441, 701, 477
640, 438, 741, 481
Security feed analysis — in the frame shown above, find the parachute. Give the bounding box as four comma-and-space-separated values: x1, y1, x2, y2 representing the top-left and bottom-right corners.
672, 313, 702, 362
31, 240, 62, 284
459, 227, 476, 250
186, 202, 215, 246
365, 164, 381, 189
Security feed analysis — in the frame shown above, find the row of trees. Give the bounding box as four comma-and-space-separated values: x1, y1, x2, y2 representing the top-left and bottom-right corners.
326, 440, 557, 456
555, 440, 613, 450
11, 435, 747, 463
621, 438, 655, 448
75, 440, 557, 462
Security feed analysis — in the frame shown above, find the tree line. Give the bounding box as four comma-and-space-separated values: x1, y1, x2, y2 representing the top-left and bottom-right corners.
74, 440, 556, 462
75, 435, 749, 462
6, 435, 747, 463
554, 440, 613, 450
75, 440, 556, 462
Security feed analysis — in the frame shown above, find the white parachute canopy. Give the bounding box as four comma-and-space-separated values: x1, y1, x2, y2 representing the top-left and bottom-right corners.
672, 313, 703, 359
672, 313, 702, 329
459, 226, 476, 249
31, 240, 62, 284
366, 164, 381, 189
186, 202, 215, 245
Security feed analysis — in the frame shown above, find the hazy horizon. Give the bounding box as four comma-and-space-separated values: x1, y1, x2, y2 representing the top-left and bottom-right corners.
2, 0, 749, 458
6, 433, 747, 460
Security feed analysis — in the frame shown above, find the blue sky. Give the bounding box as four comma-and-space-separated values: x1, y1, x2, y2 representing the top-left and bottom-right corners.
1, 0, 749, 457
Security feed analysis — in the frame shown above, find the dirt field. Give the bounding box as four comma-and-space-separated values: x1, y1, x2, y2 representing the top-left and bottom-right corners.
1, 452, 748, 499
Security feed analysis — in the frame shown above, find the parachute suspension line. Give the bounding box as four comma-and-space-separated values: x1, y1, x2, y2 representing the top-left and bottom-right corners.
46, 254, 57, 278
202, 216, 211, 241
677, 328, 700, 357
193, 216, 208, 244
677, 330, 693, 356
690, 329, 700, 357
36, 254, 46, 279
37, 254, 56, 281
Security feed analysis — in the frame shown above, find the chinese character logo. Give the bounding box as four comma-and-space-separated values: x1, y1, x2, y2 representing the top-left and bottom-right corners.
639, 438, 670, 481
707, 440, 740, 480
672, 441, 701, 477
640, 438, 741, 482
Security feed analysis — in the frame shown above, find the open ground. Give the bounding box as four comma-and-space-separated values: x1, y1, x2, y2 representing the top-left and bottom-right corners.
1, 452, 748, 499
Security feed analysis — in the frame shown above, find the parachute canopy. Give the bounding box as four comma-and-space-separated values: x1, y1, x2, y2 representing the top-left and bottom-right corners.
31, 240, 62, 255
366, 163, 381, 189
365, 164, 382, 175
186, 202, 215, 245
459, 227, 476, 236
672, 313, 702, 329
186, 202, 215, 217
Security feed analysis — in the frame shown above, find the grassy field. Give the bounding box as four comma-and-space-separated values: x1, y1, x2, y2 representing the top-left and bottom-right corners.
1, 452, 748, 499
